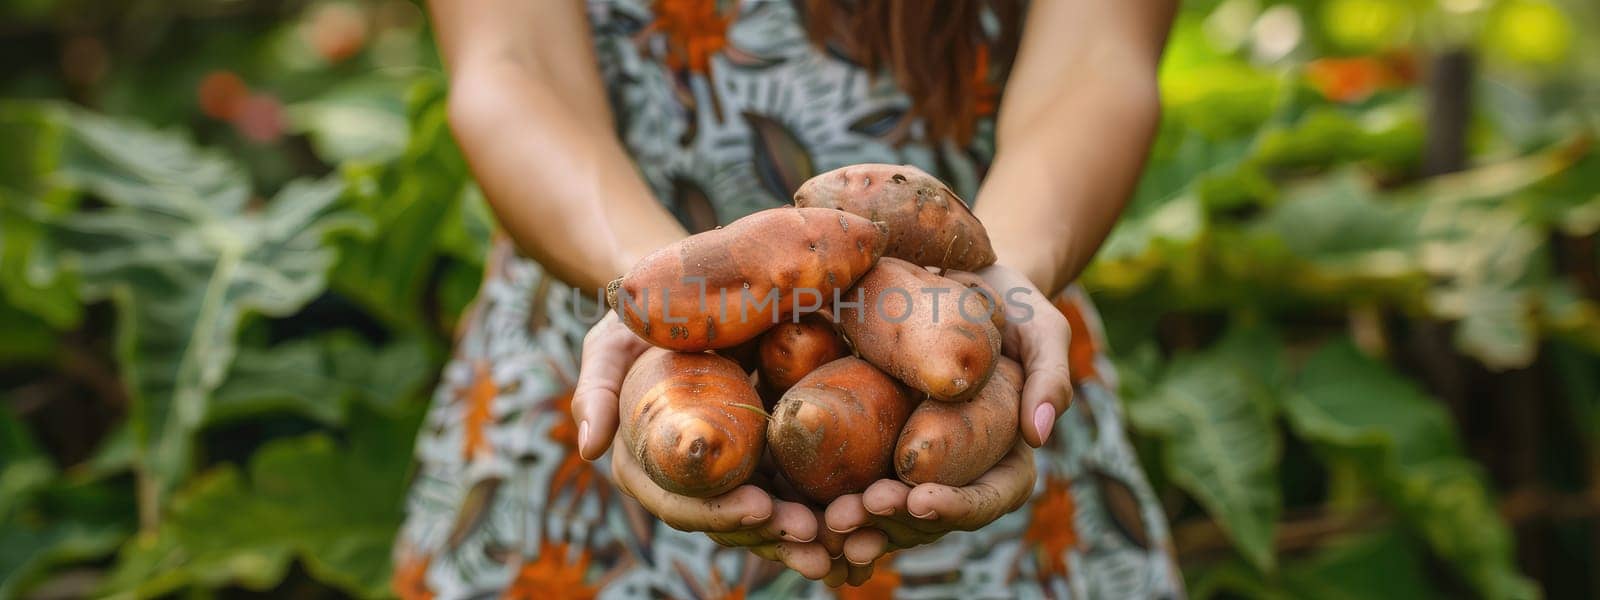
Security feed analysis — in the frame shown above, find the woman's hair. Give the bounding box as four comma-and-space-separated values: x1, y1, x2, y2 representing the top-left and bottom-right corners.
803, 0, 1024, 144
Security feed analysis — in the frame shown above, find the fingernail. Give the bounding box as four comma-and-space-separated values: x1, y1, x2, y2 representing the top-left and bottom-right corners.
865, 504, 894, 517
827, 524, 859, 534
1034, 404, 1056, 445
741, 514, 768, 527
782, 531, 815, 543
577, 420, 591, 458
910, 508, 938, 520
848, 557, 871, 566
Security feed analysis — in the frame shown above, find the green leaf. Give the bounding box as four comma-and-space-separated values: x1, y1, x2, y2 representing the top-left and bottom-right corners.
286, 77, 411, 164
0, 408, 55, 523
1187, 529, 1442, 600
332, 77, 476, 329
1285, 340, 1537, 599
1278, 530, 1439, 600
209, 332, 433, 425
0, 411, 132, 598
1127, 325, 1284, 571
0, 102, 81, 329
101, 405, 421, 599
20, 103, 370, 505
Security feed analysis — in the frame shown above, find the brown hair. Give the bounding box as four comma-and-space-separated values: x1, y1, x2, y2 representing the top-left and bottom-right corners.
803, 0, 1024, 145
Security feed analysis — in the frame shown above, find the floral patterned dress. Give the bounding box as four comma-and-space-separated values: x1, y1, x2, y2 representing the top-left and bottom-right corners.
392, 1, 1184, 598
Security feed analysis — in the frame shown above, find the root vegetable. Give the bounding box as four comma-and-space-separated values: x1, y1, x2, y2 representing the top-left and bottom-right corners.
794, 164, 996, 271
768, 357, 916, 503
837, 258, 1002, 402
619, 348, 767, 497
757, 312, 850, 392
609, 207, 887, 351
944, 270, 1006, 332
895, 357, 1022, 486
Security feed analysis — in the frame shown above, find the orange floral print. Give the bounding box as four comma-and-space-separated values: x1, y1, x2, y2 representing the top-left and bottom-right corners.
649, 0, 731, 73
461, 361, 499, 463
547, 390, 610, 503
503, 541, 600, 600
1053, 297, 1100, 384
1023, 476, 1080, 579
672, 559, 747, 600
836, 562, 901, 600
391, 551, 434, 600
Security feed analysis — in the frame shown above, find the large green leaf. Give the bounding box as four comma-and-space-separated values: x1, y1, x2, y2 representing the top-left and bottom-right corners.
0, 102, 81, 329
1126, 325, 1285, 571
101, 405, 420, 599
0, 410, 130, 598
333, 77, 481, 330
286, 77, 411, 164
20, 103, 370, 506
209, 331, 432, 426
1285, 340, 1537, 599
1187, 529, 1441, 600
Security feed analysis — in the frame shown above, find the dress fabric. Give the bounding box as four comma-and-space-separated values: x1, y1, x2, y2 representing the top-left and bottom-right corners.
392, 1, 1184, 598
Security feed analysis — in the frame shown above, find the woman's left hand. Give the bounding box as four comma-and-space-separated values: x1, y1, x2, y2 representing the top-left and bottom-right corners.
822, 441, 1037, 560
974, 262, 1075, 447
819, 262, 1072, 562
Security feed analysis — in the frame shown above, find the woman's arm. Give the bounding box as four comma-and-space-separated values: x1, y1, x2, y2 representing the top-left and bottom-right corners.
821, 0, 1178, 561
430, 0, 687, 292
974, 0, 1177, 296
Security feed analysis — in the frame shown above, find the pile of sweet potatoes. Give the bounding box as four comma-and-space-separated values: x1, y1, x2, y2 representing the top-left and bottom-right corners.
610, 164, 1020, 503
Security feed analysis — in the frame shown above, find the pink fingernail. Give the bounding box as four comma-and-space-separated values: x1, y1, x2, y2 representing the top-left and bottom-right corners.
910, 508, 938, 520
1034, 404, 1056, 445
577, 420, 591, 458
741, 514, 768, 527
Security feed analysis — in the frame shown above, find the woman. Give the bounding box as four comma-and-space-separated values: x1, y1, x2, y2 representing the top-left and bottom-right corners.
394, 0, 1180, 597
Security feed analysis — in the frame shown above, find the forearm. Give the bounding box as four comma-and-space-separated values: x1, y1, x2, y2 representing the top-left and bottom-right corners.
448, 63, 686, 293
973, 74, 1160, 295
431, 0, 686, 293
972, 0, 1174, 296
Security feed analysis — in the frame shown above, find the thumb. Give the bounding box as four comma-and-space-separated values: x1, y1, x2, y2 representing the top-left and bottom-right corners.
574, 313, 653, 460
1016, 306, 1073, 448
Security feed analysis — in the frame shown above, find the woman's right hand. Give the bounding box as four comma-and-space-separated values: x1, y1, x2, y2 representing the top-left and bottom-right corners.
573, 311, 834, 580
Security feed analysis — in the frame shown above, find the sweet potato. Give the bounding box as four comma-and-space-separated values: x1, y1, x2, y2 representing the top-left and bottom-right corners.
895, 356, 1022, 486
768, 357, 917, 503
837, 258, 1002, 402
793, 164, 996, 271
943, 270, 1006, 332
619, 348, 767, 497
757, 312, 850, 392
609, 207, 887, 351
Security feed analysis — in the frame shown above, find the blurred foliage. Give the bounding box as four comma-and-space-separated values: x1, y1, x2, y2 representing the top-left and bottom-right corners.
0, 0, 1597, 598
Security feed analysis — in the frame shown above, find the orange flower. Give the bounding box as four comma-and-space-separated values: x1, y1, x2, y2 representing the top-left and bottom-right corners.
1052, 297, 1100, 384
1022, 476, 1079, 578
650, 0, 731, 73
1306, 56, 1398, 103
547, 390, 609, 502
461, 361, 498, 463
504, 540, 600, 599
836, 562, 901, 600
391, 552, 434, 600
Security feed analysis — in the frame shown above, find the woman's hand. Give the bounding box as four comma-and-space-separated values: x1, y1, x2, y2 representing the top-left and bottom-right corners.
975, 263, 1074, 448
822, 441, 1037, 560
814, 262, 1069, 563
609, 441, 833, 578
575, 311, 835, 579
